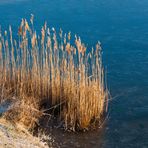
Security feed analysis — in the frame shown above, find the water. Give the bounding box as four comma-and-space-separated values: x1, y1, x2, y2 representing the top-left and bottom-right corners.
0, 0, 148, 147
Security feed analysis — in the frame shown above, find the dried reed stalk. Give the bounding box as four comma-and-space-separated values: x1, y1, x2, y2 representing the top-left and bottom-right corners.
0, 16, 108, 131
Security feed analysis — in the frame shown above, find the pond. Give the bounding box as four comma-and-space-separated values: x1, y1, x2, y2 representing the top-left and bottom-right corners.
0, 0, 148, 147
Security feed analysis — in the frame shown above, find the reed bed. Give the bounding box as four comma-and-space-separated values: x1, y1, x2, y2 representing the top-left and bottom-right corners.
0, 15, 108, 131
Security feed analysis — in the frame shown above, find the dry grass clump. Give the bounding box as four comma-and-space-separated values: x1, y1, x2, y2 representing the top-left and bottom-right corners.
0, 15, 108, 131
0, 118, 50, 148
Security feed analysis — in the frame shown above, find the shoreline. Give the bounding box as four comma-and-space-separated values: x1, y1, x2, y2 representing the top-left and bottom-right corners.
0, 118, 50, 148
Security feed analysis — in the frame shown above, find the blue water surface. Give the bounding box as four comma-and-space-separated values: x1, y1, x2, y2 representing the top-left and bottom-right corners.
0, 0, 148, 147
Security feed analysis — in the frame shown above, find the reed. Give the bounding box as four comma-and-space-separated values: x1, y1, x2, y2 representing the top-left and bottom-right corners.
0, 16, 108, 131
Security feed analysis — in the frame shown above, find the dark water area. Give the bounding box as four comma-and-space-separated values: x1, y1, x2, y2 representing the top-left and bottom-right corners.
0, 0, 148, 147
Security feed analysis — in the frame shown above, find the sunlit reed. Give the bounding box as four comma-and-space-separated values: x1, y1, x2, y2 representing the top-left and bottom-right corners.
0, 16, 108, 131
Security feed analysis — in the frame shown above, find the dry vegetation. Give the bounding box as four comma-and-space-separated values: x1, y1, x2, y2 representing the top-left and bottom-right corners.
0, 15, 108, 131
0, 118, 51, 148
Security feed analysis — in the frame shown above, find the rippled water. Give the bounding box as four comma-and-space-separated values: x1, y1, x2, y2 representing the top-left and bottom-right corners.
0, 0, 148, 147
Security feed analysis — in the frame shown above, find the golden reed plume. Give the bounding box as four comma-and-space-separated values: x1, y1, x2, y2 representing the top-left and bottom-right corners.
0, 15, 108, 131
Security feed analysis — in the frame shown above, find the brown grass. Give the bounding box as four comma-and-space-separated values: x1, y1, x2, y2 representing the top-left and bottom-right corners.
0, 15, 108, 131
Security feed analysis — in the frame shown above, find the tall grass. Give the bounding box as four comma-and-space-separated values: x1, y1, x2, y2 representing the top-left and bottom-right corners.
0, 15, 108, 131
